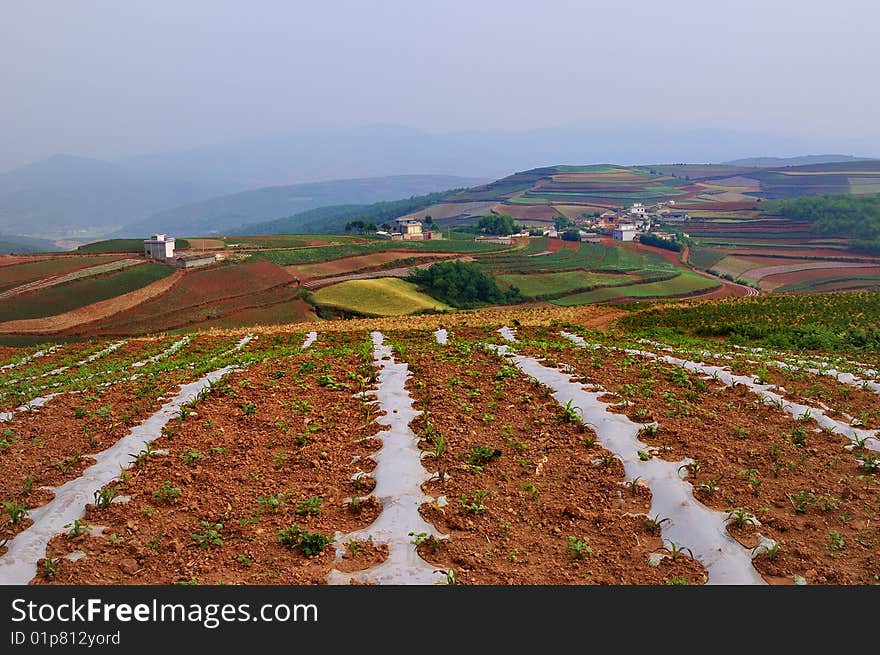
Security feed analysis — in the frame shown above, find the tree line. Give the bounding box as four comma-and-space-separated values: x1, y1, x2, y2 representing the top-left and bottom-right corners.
408, 260, 522, 308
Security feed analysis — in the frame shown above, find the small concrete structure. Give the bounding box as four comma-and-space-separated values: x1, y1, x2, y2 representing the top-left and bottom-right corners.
143, 234, 175, 259
613, 224, 638, 241
474, 235, 512, 245
175, 253, 218, 269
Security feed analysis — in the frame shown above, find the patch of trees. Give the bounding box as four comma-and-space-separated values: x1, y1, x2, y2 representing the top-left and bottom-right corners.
477, 213, 519, 236
344, 220, 377, 233
408, 260, 523, 308
765, 193, 880, 239
639, 233, 683, 252
561, 229, 581, 242
554, 215, 571, 231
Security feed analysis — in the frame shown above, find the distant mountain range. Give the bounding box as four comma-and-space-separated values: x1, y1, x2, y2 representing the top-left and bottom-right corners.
722, 154, 876, 167
2, 123, 878, 242
114, 175, 487, 237
0, 154, 223, 239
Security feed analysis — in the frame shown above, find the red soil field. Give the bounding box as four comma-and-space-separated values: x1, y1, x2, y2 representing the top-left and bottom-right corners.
494, 203, 561, 220
0, 271, 184, 334
290, 250, 457, 280
725, 247, 878, 261
761, 265, 880, 287
0, 254, 127, 287
64, 261, 300, 336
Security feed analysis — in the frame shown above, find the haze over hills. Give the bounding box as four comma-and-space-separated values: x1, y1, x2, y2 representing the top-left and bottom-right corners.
722, 154, 876, 167
3, 124, 880, 243
0, 154, 225, 239
114, 175, 487, 237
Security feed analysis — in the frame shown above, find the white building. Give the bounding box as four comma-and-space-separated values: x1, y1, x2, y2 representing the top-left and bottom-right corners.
629, 203, 647, 216
143, 234, 175, 259
613, 224, 638, 241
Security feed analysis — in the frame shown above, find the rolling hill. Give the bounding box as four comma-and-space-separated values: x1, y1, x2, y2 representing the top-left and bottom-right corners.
116, 175, 487, 237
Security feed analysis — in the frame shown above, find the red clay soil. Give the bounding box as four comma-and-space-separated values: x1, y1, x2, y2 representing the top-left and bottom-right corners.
494, 203, 561, 221
38, 337, 386, 584
393, 329, 707, 584
722, 359, 880, 429
0, 271, 183, 335
761, 266, 880, 287
0, 338, 238, 548
515, 327, 880, 584
726, 247, 875, 261
61, 261, 301, 337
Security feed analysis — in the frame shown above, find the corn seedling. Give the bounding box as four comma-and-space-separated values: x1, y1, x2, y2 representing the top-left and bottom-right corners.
660, 541, 694, 561
93, 485, 120, 509
3, 500, 29, 524
644, 514, 670, 534
65, 518, 90, 537
725, 507, 756, 528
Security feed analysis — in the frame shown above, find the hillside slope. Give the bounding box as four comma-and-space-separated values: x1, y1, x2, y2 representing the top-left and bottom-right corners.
117, 175, 486, 237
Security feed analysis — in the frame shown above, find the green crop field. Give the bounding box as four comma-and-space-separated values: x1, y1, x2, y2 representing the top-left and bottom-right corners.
257, 239, 504, 266
477, 242, 607, 273
0, 264, 173, 321
620, 290, 880, 350
687, 245, 726, 270
497, 271, 634, 299
311, 278, 452, 316
552, 270, 717, 305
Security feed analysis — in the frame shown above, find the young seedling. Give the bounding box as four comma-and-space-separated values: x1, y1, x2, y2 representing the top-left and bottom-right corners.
559, 400, 582, 424
459, 490, 489, 514
278, 525, 331, 555
725, 507, 757, 529
752, 540, 780, 561
660, 541, 694, 561
129, 442, 155, 468
567, 536, 593, 559
181, 449, 205, 466
3, 500, 29, 524
295, 496, 323, 516
856, 452, 880, 474
789, 490, 817, 514
435, 568, 459, 585
191, 521, 223, 549
827, 530, 845, 553
65, 518, 90, 537
644, 514, 670, 535
465, 445, 501, 469
42, 556, 59, 579
154, 481, 181, 505
258, 493, 286, 513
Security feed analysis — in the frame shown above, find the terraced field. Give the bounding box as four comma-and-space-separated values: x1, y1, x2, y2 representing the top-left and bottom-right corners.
311, 278, 452, 316
1, 294, 877, 586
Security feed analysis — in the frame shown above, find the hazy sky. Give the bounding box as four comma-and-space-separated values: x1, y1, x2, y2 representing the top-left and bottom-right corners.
2, 0, 878, 169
